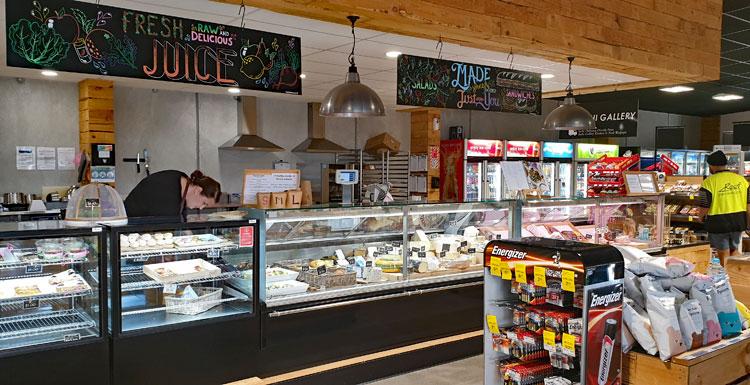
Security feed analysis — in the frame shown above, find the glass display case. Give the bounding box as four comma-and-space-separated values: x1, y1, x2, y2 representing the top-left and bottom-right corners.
520, 195, 665, 252
0, 221, 104, 352
109, 217, 257, 334
250, 202, 513, 308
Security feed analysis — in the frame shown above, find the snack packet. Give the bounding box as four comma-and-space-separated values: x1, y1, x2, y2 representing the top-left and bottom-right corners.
640, 275, 664, 294
713, 277, 742, 338
658, 274, 696, 292
646, 291, 687, 361
690, 277, 723, 345
625, 270, 645, 308
670, 286, 687, 306
623, 299, 658, 355
678, 299, 704, 350
618, 247, 694, 277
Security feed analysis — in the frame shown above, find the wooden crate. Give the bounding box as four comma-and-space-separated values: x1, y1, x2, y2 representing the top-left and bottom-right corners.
727, 256, 750, 305
623, 330, 750, 385
666, 243, 711, 274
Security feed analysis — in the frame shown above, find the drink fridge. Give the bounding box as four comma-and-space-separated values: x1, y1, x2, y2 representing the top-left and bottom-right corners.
484, 238, 625, 385
541, 142, 574, 198
503, 141, 543, 198
440, 139, 505, 202
714, 144, 744, 175
573, 144, 619, 198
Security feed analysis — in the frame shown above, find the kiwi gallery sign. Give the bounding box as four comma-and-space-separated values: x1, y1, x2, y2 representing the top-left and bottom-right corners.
5, 0, 302, 94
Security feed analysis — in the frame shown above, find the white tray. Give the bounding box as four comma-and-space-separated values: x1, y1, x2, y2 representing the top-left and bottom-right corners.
266, 267, 299, 283
143, 259, 221, 284
172, 234, 226, 248
267, 280, 309, 298
0, 270, 91, 299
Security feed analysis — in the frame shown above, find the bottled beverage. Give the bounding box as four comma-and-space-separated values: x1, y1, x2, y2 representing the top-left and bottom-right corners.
706, 256, 727, 281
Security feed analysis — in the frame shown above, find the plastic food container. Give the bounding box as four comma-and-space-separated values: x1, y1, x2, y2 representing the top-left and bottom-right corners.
35, 240, 64, 259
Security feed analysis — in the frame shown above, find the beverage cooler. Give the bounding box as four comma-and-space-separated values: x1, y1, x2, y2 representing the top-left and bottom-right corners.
108, 217, 260, 385
541, 142, 574, 198
503, 141, 543, 199
440, 139, 505, 202
573, 144, 619, 198
483, 238, 625, 385
0, 222, 108, 385
713, 145, 744, 175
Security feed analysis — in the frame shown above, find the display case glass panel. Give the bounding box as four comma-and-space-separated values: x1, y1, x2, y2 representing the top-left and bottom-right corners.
522, 199, 598, 243
595, 195, 664, 251
112, 219, 255, 333
0, 222, 102, 351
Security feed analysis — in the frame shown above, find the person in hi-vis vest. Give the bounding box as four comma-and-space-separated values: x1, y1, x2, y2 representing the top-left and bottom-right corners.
698, 150, 750, 264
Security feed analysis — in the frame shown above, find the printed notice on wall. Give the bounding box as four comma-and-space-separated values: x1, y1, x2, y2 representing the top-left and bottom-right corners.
16, 146, 35, 170
242, 169, 301, 205
57, 147, 76, 170
37, 147, 56, 170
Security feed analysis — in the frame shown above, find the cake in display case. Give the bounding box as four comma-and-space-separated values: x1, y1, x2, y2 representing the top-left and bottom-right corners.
250, 202, 512, 307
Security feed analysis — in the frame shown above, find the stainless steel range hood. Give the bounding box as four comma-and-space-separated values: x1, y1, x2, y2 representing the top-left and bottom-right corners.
292, 103, 349, 153
220, 96, 284, 152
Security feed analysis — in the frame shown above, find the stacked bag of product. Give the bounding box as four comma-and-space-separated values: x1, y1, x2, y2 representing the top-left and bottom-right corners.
617, 246, 750, 361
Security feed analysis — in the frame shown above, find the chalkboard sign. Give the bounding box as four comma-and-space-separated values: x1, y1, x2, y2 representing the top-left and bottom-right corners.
6, 0, 302, 95
397, 54, 541, 114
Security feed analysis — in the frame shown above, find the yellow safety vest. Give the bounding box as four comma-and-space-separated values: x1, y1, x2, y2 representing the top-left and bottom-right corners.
701, 171, 749, 215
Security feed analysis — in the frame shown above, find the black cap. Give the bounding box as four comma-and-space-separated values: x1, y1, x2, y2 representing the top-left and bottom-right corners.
707, 150, 728, 166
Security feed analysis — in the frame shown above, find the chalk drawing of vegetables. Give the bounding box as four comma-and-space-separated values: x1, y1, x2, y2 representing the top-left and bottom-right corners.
8, 19, 69, 67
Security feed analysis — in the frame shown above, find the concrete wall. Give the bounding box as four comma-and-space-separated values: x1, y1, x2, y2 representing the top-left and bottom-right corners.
0, 76, 712, 199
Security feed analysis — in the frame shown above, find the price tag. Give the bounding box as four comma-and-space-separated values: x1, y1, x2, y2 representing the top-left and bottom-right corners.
688, 216, 694, 222
468, 248, 477, 254
317, 266, 327, 275
207, 248, 221, 258
562, 270, 576, 292
461, 241, 468, 247
132, 257, 149, 263
365, 261, 373, 268
442, 244, 451, 252
23, 299, 39, 309
345, 257, 356, 265
92, 227, 103, 233
386, 246, 394, 252
689, 195, 694, 200
64, 333, 81, 342
418, 251, 426, 258
515, 263, 527, 283
490, 257, 502, 277
534, 266, 546, 287
562, 333, 577, 356
163, 284, 177, 294
486, 315, 500, 334
543, 330, 556, 350
25, 265, 43, 274
301, 266, 310, 272
499, 262, 512, 280
411, 247, 421, 253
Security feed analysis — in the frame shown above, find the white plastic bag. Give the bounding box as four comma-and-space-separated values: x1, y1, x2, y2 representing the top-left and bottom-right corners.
618, 246, 694, 278
625, 270, 645, 308
646, 291, 687, 361
678, 299, 704, 350
623, 300, 658, 355
690, 278, 723, 345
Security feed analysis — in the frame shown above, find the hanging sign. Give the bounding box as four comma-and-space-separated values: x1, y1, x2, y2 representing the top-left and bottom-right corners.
6, 0, 302, 94
542, 142, 574, 159
506, 141, 541, 158
397, 54, 542, 114
466, 139, 504, 158
560, 99, 638, 139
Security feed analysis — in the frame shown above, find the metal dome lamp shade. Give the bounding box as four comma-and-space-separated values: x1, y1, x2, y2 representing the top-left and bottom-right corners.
543, 57, 596, 131
320, 16, 385, 118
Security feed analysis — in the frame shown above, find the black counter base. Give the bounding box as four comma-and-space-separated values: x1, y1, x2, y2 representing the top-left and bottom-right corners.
1, 340, 108, 385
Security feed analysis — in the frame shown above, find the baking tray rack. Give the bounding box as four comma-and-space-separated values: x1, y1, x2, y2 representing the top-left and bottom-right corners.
0, 308, 96, 340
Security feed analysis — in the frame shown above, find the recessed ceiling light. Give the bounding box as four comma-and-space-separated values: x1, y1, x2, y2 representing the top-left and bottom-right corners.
541, 74, 555, 79
385, 51, 402, 58
713, 93, 744, 101
659, 85, 694, 93
299, 73, 307, 79
227, 87, 241, 94
40, 70, 58, 77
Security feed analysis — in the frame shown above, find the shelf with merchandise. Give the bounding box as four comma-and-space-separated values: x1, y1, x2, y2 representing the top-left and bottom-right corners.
119, 243, 238, 261
120, 266, 241, 292
0, 247, 90, 271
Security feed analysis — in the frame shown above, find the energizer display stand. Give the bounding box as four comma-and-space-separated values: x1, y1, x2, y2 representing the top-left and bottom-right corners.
483, 238, 624, 385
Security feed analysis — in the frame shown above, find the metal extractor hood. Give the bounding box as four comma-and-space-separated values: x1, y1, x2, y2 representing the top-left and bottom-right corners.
220, 96, 284, 152
292, 103, 349, 153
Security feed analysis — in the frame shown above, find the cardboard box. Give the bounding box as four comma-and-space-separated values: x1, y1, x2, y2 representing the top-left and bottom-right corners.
365, 133, 400, 155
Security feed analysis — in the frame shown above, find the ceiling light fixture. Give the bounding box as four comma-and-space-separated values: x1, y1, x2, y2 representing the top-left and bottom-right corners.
299, 73, 307, 79
386, 51, 402, 58
319, 15, 385, 118
659, 85, 694, 93
227, 87, 241, 94
40, 70, 58, 77
542, 57, 595, 131
713, 93, 744, 101
541, 74, 555, 79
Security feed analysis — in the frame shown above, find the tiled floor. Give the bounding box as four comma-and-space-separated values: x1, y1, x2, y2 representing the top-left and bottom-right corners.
364, 355, 483, 385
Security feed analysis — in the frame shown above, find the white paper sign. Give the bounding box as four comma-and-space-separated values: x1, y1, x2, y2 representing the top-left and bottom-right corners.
16, 146, 35, 170
37, 147, 56, 170
57, 147, 76, 170
242, 170, 300, 205
501, 161, 530, 193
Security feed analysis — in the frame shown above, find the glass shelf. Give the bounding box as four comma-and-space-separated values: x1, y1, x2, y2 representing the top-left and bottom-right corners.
0, 288, 93, 306
120, 268, 241, 292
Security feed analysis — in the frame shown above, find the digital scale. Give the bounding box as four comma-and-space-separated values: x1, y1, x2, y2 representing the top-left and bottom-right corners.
335, 170, 359, 205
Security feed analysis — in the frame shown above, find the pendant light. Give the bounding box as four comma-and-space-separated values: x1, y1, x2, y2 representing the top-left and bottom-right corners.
543, 57, 595, 131
320, 16, 385, 117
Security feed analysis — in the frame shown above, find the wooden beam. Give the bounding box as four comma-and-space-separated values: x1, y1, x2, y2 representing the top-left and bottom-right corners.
542, 79, 674, 98
212, 0, 721, 84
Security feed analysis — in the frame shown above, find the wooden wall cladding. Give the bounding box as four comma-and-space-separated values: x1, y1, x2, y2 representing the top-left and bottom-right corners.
79, 79, 115, 184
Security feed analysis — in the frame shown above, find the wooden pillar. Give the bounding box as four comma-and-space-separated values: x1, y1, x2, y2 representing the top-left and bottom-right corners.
78, 79, 115, 184
409, 109, 442, 202
700, 116, 721, 150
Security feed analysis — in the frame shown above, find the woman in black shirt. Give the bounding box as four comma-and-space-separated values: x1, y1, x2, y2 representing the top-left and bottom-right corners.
124, 170, 221, 219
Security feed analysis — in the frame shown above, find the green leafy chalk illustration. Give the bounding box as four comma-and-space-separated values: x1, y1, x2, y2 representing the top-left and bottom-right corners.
106, 35, 137, 69
8, 19, 70, 67
70, 8, 95, 35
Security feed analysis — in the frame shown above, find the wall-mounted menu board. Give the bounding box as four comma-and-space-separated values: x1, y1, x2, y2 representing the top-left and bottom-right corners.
397, 54, 541, 114
6, 0, 302, 94
242, 169, 300, 205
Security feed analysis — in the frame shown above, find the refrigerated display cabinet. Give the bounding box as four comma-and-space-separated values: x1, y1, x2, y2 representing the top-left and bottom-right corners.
249, 202, 513, 379
108, 216, 259, 385
0, 221, 107, 385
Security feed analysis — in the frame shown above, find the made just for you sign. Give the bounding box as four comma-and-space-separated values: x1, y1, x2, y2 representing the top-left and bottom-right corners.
559, 99, 638, 139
